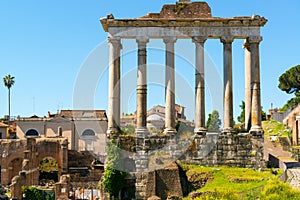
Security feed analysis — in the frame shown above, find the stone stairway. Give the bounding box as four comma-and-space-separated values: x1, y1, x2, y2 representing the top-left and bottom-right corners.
286, 169, 300, 190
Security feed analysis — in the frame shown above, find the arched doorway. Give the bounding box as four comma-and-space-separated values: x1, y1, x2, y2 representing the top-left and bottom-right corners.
39, 157, 58, 186
25, 129, 40, 137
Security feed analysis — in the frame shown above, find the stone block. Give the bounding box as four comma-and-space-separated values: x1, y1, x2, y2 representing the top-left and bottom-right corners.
141, 160, 149, 166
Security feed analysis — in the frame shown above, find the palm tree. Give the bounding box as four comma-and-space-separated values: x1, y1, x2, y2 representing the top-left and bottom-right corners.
3, 74, 15, 124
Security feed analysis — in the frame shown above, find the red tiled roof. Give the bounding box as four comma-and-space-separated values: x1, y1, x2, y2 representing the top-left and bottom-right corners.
59, 110, 107, 120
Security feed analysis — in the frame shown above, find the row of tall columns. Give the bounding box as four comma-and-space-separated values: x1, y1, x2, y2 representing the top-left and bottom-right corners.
106, 35, 263, 136
106, 36, 179, 136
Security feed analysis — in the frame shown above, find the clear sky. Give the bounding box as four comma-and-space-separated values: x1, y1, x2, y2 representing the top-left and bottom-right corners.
0, 0, 299, 122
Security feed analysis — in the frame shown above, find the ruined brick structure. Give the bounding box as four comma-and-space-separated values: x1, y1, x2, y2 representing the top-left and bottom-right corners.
0, 137, 68, 199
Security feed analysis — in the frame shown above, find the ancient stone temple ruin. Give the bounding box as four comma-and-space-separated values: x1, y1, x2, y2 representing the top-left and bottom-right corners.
101, 1, 267, 199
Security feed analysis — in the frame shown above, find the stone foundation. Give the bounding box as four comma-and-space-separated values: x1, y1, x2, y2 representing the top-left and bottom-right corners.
119, 132, 265, 170
182, 133, 265, 169
118, 132, 265, 199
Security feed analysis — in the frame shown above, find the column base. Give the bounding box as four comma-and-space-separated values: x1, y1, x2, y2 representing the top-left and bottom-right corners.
106, 128, 119, 139
250, 125, 264, 137
222, 127, 235, 135
164, 128, 177, 136
136, 127, 149, 138
194, 127, 207, 136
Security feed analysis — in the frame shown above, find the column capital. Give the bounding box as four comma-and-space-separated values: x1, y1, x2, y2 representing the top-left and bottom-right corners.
247, 36, 263, 44
108, 36, 121, 44
243, 40, 250, 50
192, 36, 207, 44
220, 36, 234, 44
136, 36, 149, 44
163, 36, 177, 44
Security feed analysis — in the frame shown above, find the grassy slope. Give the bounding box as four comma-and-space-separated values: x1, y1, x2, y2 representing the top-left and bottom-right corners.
262, 120, 291, 137
180, 163, 277, 193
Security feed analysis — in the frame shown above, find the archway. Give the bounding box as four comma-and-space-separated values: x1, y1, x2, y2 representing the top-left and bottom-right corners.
25, 129, 40, 137
39, 157, 58, 186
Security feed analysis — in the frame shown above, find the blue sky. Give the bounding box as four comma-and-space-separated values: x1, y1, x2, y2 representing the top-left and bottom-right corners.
0, 0, 299, 122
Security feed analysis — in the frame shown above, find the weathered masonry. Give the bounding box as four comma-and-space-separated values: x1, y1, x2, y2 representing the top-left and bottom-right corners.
101, 1, 267, 137
101, 1, 267, 199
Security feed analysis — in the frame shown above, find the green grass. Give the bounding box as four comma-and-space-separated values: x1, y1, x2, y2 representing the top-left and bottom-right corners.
260, 178, 300, 200
262, 120, 291, 137
197, 167, 273, 193
179, 163, 285, 199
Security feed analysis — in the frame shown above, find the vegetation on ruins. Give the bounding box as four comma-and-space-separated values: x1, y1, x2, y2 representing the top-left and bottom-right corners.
262, 120, 291, 137
206, 110, 221, 132
179, 163, 300, 200
102, 139, 127, 199
121, 124, 135, 135
259, 179, 300, 200
3, 74, 15, 123
39, 158, 58, 173
22, 186, 42, 200
22, 186, 55, 200
278, 65, 300, 111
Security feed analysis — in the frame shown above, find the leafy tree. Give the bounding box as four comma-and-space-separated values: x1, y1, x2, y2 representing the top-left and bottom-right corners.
278, 65, 300, 94
237, 101, 267, 123
102, 139, 127, 199
237, 101, 245, 123
278, 65, 300, 111
261, 108, 267, 121
3, 74, 15, 123
280, 92, 300, 111
206, 110, 222, 132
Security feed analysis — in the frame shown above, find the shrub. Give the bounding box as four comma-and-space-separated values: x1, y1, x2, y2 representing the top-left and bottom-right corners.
102, 139, 128, 199
260, 178, 300, 200
22, 186, 43, 200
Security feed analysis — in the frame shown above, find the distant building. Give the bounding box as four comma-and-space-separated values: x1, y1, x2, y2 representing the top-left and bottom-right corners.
121, 104, 188, 131
268, 107, 293, 122
120, 113, 135, 128
0, 122, 9, 139
282, 106, 300, 145
16, 110, 108, 155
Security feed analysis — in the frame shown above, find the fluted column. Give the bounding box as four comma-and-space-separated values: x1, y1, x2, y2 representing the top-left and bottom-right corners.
244, 41, 252, 131
249, 36, 264, 135
193, 36, 207, 135
221, 36, 234, 132
107, 37, 121, 137
164, 36, 177, 135
136, 37, 149, 136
